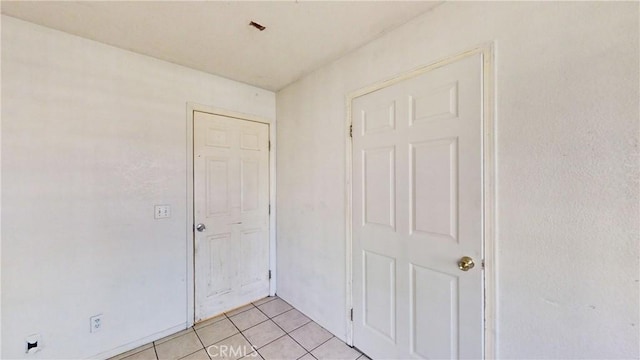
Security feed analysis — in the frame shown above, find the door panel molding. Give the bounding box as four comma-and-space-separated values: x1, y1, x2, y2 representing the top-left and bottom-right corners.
186, 103, 276, 328
345, 43, 495, 359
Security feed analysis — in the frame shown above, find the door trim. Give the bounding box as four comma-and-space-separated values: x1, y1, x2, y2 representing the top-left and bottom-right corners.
186, 103, 277, 327
344, 43, 496, 358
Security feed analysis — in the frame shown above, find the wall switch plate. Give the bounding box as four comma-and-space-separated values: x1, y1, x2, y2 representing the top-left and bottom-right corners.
154, 205, 171, 219
25, 334, 41, 354
90, 314, 103, 333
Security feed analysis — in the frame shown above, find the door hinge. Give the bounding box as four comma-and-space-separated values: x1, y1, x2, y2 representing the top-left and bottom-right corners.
268, 204, 271, 215
350, 308, 353, 321
268, 140, 271, 151
349, 124, 353, 138
268, 270, 272, 279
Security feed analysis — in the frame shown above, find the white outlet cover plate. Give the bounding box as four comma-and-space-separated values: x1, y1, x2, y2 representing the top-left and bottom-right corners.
154, 205, 171, 219
90, 314, 103, 333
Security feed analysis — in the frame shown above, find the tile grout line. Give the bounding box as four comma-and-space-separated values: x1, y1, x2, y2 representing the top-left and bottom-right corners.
152, 343, 159, 360
153, 328, 195, 346
297, 351, 318, 360
194, 316, 245, 355
250, 302, 296, 352
178, 348, 209, 360
154, 299, 275, 357
249, 302, 302, 356
255, 333, 290, 359
156, 327, 209, 360
282, 318, 313, 334
309, 335, 363, 360
192, 323, 212, 360
253, 301, 312, 356
120, 297, 346, 360
238, 318, 271, 333
260, 300, 347, 359
278, 307, 340, 356
225, 304, 263, 359
253, 296, 278, 307
307, 335, 335, 354
272, 308, 313, 333
283, 309, 362, 358
113, 343, 155, 360
225, 304, 257, 318
192, 311, 252, 359
227, 304, 272, 333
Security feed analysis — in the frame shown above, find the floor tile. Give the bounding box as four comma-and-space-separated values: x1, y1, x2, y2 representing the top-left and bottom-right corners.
252, 297, 277, 306
311, 338, 361, 360
180, 349, 210, 360
242, 320, 286, 349
272, 309, 311, 333
111, 301, 356, 360
229, 308, 269, 331
110, 343, 154, 360
195, 314, 227, 330
289, 322, 333, 351
258, 335, 306, 360
239, 351, 263, 360
257, 298, 293, 318
121, 347, 158, 360
356, 354, 370, 360
155, 328, 195, 345
207, 333, 254, 360
196, 318, 239, 347
155, 332, 204, 360
225, 304, 255, 317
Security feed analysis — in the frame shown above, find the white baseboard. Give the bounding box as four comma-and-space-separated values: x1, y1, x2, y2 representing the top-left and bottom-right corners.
90, 323, 187, 360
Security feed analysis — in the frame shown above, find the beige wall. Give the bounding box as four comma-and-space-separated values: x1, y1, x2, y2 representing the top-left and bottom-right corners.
276, 2, 639, 358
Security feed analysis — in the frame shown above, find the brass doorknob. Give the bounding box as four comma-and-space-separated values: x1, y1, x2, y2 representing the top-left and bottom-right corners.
458, 256, 475, 271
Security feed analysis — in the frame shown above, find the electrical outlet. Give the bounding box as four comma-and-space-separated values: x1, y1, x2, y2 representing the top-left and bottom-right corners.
154, 205, 171, 219
90, 314, 103, 333
25, 334, 41, 354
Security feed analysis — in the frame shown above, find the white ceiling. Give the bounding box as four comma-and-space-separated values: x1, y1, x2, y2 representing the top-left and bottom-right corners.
1, 1, 442, 91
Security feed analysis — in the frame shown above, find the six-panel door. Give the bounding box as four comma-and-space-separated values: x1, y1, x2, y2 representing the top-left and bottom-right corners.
194, 111, 270, 322
352, 53, 484, 359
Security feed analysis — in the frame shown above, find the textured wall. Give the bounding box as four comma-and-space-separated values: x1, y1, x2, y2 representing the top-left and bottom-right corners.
276, 2, 639, 358
1, 16, 275, 359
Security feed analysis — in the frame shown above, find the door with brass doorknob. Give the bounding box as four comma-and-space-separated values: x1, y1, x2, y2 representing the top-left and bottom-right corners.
351, 52, 485, 359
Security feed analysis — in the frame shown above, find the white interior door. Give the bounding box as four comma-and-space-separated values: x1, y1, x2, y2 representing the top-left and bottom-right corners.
194, 111, 270, 322
352, 53, 484, 359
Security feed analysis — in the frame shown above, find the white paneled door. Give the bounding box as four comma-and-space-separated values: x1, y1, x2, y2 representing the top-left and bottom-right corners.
194, 111, 270, 322
352, 53, 484, 359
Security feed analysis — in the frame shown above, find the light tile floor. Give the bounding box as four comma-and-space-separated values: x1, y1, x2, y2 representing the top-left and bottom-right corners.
110, 297, 369, 360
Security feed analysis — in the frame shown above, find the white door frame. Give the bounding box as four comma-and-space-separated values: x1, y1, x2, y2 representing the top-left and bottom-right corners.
186, 103, 277, 327
344, 43, 496, 358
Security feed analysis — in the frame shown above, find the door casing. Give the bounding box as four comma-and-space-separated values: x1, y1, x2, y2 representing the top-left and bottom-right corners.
186, 103, 277, 327
344, 44, 496, 358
